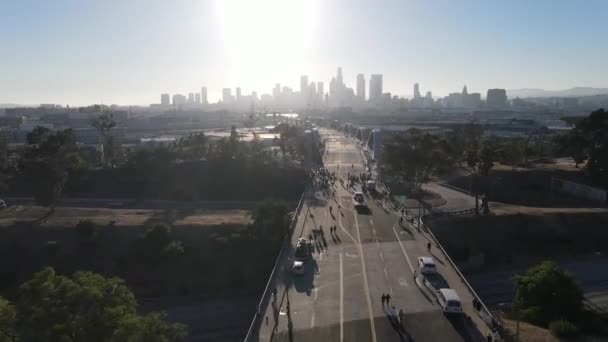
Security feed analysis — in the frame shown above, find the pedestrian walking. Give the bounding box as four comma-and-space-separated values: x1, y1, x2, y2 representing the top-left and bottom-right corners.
399, 217, 404, 225
427, 242, 432, 253
413, 270, 417, 279
381, 293, 386, 305
386, 294, 391, 305
398, 309, 404, 326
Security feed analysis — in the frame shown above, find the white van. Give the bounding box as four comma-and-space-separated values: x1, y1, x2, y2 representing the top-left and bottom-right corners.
418, 256, 437, 274
437, 288, 463, 314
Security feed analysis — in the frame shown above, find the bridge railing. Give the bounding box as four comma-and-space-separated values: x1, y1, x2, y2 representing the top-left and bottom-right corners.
242, 190, 307, 342
420, 215, 500, 336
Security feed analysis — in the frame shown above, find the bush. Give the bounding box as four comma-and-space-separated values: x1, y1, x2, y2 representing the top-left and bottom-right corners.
549, 320, 578, 338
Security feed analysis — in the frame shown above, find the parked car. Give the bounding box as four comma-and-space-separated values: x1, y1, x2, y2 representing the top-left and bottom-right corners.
436, 288, 463, 314
0, 199, 6, 209
418, 256, 437, 274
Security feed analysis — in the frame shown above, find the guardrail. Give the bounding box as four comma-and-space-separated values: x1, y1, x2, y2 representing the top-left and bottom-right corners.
242, 190, 307, 342
420, 215, 499, 335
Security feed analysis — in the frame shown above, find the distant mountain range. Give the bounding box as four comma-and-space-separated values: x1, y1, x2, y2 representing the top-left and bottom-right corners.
507, 87, 608, 98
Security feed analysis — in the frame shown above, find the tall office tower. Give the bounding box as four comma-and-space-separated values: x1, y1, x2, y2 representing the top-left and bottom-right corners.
236, 87, 242, 102
187, 93, 195, 104
222, 88, 233, 103
273, 83, 281, 100
425, 91, 433, 99
486, 88, 508, 108
356, 74, 366, 100
201, 87, 208, 104
300, 75, 308, 94
309, 82, 316, 98
317, 82, 324, 97
172, 94, 187, 106
462, 85, 468, 95
369, 74, 383, 101
337, 67, 343, 85
414, 83, 421, 99
160, 93, 170, 105
195, 93, 201, 104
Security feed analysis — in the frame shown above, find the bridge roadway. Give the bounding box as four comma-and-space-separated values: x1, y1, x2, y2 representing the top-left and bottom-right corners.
255, 129, 487, 342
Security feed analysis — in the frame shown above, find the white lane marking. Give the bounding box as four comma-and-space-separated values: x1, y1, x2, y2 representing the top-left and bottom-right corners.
379, 252, 384, 262
314, 288, 319, 300
392, 225, 415, 273
375, 240, 380, 248
399, 278, 409, 287
383, 268, 388, 277
353, 211, 378, 342
370, 219, 374, 225
311, 311, 315, 328
340, 252, 344, 342
389, 287, 394, 295
372, 228, 377, 235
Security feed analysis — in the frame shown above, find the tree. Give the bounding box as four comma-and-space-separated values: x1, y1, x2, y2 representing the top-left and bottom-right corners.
177, 132, 208, 160
514, 261, 582, 326
575, 109, 608, 186
555, 131, 587, 168
250, 199, 290, 244
19, 129, 88, 212
0, 297, 16, 342
500, 137, 526, 167
92, 113, 117, 167
13, 267, 186, 341
382, 129, 451, 194
26, 126, 51, 145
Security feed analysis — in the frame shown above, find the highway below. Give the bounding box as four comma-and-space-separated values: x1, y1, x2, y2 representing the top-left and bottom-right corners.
254, 129, 489, 342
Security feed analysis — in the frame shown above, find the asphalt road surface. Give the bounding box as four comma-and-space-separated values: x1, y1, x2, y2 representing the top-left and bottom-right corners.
254, 129, 488, 342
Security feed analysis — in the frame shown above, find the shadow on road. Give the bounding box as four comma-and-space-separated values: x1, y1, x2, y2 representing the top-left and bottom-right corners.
292, 259, 318, 294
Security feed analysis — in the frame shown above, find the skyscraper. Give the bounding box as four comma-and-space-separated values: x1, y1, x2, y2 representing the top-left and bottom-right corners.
160, 93, 170, 105
236, 87, 242, 102
414, 83, 421, 99
486, 88, 507, 108
273, 83, 281, 100
317, 82, 324, 97
337, 67, 343, 85
300, 75, 308, 94
222, 88, 234, 104
195, 93, 201, 104
356, 74, 366, 100
369, 74, 383, 101
187, 93, 195, 104
201, 87, 208, 104
172, 94, 187, 106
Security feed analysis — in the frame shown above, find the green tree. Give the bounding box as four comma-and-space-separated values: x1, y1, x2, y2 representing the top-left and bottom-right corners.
575, 109, 608, 186
514, 261, 583, 326
0, 297, 16, 342
250, 199, 290, 244
15, 267, 186, 341
92, 113, 117, 167
555, 131, 587, 168
19, 129, 88, 212
177, 132, 208, 160
500, 137, 526, 167
26, 126, 51, 145
382, 129, 451, 194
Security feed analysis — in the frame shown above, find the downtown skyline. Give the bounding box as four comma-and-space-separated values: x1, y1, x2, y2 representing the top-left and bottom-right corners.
2, 0, 608, 105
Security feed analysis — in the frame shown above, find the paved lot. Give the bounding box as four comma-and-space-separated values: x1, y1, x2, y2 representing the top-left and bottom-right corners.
253, 129, 489, 342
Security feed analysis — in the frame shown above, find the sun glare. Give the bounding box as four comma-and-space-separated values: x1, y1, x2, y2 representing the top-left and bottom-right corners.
214, 0, 319, 86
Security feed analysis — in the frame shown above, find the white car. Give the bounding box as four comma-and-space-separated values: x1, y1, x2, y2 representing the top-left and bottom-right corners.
292, 260, 305, 275
437, 288, 463, 314
353, 192, 366, 208
418, 256, 437, 274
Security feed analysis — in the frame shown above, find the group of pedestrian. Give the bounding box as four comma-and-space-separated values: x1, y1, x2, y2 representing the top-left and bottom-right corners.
381, 293, 405, 327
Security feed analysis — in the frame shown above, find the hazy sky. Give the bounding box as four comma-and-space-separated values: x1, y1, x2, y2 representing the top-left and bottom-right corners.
1, 0, 607, 105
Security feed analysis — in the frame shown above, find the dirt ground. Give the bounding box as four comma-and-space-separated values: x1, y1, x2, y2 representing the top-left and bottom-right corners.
0, 205, 252, 228
500, 318, 558, 342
